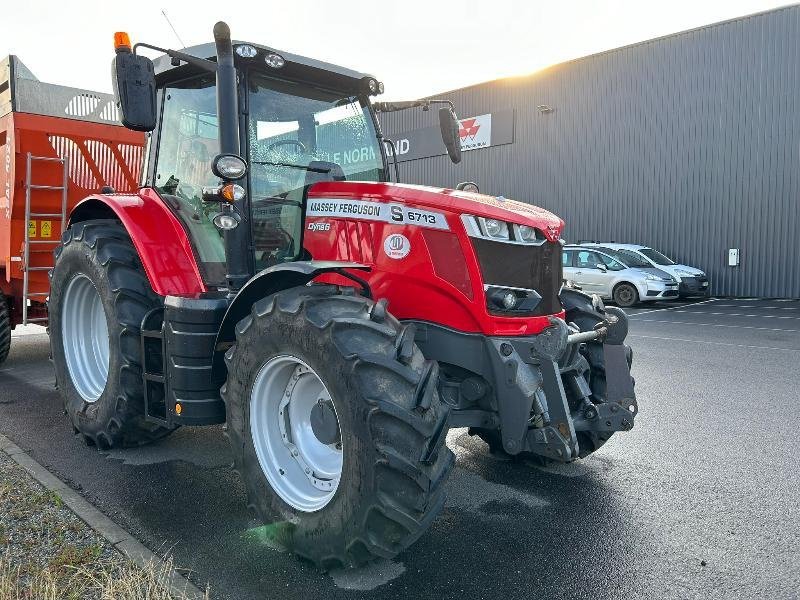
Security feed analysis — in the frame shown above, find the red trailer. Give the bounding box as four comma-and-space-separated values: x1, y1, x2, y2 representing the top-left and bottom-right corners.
0, 56, 144, 362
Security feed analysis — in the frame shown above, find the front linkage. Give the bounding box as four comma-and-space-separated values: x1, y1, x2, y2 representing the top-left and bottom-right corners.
485, 289, 637, 461
418, 288, 637, 463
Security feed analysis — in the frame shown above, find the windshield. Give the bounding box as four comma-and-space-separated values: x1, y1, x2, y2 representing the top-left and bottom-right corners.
600, 248, 651, 268
152, 73, 388, 285
247, 73, 386, 270
639, 248, 676, 266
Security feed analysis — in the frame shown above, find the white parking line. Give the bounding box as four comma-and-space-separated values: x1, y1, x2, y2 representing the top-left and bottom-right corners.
626, 298, 718, 317
628, 333, 800, 353
631, 318, 800, 333
668, 311, 800, 320
711, 304, 800, 311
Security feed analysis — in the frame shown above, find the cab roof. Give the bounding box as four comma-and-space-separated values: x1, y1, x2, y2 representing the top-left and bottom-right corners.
151, 41, 377, 94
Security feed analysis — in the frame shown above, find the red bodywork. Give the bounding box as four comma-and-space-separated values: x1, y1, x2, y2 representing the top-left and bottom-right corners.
305, 182, 565, 336
78, 181, 565, 336
71, 189, 207, 298
0, 111, 144, 325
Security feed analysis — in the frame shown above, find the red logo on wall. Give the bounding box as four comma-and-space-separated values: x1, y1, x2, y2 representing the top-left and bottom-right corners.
459, 118, 481, 141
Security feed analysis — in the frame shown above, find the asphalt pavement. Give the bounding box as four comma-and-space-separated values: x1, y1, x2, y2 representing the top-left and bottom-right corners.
1, 298, 798, 599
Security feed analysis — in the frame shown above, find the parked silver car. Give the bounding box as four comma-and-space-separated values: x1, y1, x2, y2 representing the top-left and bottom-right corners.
580, 243, 710, 298
563, 245, 679, 307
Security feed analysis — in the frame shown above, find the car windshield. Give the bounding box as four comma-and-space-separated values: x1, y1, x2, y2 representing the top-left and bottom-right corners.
639, 248, 676, 266
601, 248, 652, 268
247, 74, 386, 270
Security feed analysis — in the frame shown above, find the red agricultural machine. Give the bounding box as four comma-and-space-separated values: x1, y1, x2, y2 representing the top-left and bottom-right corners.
0, 56, 144, 361
5, 23, 638, 567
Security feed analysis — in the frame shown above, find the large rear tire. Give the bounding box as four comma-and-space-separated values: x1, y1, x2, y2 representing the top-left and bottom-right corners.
50, 220, 175, 449
0, 291, 10, 366
223, 285, 454, 568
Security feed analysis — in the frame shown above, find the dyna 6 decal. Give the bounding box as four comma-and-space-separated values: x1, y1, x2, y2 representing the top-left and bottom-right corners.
306, 198, 450, 231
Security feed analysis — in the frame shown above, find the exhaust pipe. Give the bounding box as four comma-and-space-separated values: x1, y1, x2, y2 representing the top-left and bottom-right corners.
213, 21, 249, 291
213, 21, 240, 156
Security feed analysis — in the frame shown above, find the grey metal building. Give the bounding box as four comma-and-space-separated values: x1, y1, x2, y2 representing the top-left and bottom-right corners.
379, 5, 800, 298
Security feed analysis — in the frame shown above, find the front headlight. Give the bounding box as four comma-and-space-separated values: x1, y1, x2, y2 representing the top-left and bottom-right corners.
645, 274, 660, 281
485, 285, 542, 314
462, 215, 544, 244
482, 218, 509, 239
517, 225, 538, 242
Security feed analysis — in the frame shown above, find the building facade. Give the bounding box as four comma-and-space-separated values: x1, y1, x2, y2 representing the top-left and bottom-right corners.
378, 5, 800, 298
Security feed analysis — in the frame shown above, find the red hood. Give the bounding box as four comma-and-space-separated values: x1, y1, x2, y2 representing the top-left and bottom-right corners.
307, 181, 565, 241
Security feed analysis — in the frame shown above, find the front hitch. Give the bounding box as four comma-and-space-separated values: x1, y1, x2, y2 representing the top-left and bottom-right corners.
486, 307, 637, 462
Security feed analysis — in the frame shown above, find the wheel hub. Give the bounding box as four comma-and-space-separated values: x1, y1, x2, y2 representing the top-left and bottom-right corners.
251, 356, 342, 512
61, 274, 109, 403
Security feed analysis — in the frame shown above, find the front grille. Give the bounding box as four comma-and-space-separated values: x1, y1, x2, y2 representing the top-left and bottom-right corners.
471, 239, 563, 316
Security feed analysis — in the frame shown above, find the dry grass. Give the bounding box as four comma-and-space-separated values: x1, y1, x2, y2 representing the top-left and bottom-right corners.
0, 453, 208, 600
0, 553, 208, 600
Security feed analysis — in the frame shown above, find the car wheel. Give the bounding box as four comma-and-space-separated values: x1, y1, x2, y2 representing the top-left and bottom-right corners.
612, 282, 639, 308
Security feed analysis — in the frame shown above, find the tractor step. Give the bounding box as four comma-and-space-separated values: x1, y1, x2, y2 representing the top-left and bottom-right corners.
141, 308, 170, 427
140, 297, 229, 427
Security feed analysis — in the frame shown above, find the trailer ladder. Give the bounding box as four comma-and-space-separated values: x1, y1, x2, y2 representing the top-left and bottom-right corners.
22, 152, 68, 325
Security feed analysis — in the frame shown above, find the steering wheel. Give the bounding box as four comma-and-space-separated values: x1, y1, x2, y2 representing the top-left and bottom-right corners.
265, 139, 307, 154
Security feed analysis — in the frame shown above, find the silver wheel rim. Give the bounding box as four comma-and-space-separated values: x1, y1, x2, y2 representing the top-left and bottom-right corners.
250, 355, 342, 512
61, 274, 110, 403
618, 286, 634, 305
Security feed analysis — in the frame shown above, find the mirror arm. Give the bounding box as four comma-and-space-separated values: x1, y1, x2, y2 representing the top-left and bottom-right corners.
133, 42, 218, 73
382, 137, 401, 183
373, 98, 455, 113
426, 99, 456, 112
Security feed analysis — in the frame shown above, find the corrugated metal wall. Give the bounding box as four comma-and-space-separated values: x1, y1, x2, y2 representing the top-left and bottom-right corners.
379, 6, 800, 298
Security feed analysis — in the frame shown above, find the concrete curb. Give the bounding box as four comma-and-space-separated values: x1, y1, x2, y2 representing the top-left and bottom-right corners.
0, 432, 207, 599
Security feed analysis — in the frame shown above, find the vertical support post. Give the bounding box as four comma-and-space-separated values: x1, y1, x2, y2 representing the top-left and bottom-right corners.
60, 157, 68, 234
213, 21, 250, 291
22, 152, 32, 326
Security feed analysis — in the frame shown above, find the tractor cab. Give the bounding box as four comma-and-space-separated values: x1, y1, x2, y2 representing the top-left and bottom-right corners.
148, 42, 390, 283
112, 28, 461, 289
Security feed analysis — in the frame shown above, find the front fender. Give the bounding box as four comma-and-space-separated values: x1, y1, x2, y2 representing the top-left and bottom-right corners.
211, 260, 369, 380
69, 188, 206, 297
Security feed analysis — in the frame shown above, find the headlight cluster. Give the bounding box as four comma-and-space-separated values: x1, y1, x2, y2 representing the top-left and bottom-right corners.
485, 285, 542, 314
461, 215, 545, 245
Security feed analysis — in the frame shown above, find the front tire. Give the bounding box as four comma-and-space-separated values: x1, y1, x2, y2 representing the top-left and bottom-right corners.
223, 286, 454, 568
50, 220, 175, 449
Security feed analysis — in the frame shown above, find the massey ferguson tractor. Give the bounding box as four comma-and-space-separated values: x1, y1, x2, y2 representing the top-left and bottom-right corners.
44, 23, 637, 567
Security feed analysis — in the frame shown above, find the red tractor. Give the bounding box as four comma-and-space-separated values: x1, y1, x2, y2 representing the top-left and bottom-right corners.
48, 23, 637, 568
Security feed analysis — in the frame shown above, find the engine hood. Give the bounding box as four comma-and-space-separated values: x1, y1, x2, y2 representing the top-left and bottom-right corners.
307, 181, 565, 241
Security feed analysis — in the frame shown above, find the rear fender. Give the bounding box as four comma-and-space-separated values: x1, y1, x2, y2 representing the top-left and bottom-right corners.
211, 261, 369, 380
68, 189, 206, 297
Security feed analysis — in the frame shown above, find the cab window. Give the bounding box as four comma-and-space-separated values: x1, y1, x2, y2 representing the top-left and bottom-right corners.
153, 77, 226, 285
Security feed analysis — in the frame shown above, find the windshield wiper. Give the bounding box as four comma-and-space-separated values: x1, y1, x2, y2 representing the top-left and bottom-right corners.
252, 161, 332, 173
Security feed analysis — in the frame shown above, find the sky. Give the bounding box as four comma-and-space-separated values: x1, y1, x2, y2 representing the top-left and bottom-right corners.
2, 0, 790, 100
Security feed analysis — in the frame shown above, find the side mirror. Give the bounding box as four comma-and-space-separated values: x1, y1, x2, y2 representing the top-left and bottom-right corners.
112, 51, 157, 132
438, 107, 462, 164
596, 263, 608, 272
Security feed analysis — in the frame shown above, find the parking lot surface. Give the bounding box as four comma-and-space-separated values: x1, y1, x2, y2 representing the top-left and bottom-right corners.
1, 298, 798, 599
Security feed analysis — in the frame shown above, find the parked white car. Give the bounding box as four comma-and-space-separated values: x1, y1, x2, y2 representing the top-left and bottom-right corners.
563, 245, 679, 307
580, 243, 710, 298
